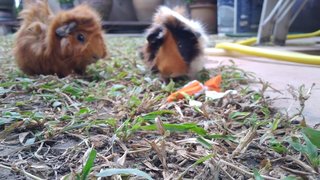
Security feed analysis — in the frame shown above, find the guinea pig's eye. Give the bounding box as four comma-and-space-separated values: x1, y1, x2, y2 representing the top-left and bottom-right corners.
76, 33, 85, 43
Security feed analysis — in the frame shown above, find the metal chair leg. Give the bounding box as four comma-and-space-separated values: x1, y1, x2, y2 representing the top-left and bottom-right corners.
257, 0, 280, 44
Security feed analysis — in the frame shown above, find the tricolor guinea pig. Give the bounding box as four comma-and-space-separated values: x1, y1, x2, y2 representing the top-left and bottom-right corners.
141, 6, 208, 80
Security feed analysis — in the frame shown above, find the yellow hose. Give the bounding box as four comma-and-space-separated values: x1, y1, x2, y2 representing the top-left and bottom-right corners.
286, 29, 320, 40
212, 30, 320, 65
236, 30, 320, 46
215, 42, 320, 65
236, 37, 257, 46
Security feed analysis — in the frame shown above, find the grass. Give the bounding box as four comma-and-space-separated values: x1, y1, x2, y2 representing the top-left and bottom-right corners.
0, 34, 319, 179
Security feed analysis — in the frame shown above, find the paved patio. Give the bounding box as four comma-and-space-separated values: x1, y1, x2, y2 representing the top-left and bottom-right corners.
206, 37, 320, 126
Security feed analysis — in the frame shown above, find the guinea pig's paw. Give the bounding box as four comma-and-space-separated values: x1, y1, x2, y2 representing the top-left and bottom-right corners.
147, 26, 165, 45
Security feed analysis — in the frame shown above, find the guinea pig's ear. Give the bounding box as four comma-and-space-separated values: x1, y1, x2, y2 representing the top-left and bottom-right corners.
194, 31, 201, 38
56, 21, 77, 38
147, 26, 165, 44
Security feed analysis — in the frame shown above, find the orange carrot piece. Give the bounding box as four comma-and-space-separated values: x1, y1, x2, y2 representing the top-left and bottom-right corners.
204, 74, 222, 92
167, 80, 204, 102
166, 75, 222, 102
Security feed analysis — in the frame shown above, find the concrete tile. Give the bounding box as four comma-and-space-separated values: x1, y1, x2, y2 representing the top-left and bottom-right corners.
205, 40, 320, 126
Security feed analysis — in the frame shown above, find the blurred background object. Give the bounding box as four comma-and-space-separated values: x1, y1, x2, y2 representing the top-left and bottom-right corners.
0, 0, 319, 35
290, 0, 320, 33
58, 0, 75, 9
79, 0, 113, 20
132, 0, 164, 22
186, 0, 217, 34
0, 0, 16, 35
217, 0, 263, 34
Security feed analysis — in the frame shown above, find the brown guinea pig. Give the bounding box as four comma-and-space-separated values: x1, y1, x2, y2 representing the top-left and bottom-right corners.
13, 0, 107, 77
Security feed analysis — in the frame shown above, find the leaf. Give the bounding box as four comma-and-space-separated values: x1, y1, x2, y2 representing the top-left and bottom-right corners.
140, 110, 174, 121
0, 87, 10, 95
0, 118, 15, 126
128, 95, 141, 108
40, 81, 60, 90
271, 116, 281, 131
62, 123, 90, 132
60, 115, 72, 121
84, 95, 97, 102
253, 168, 264, 180
282, 176, 298, 180
251, 93, 262, 101
0, 82, 17, 88
196, 136, 212, 149
15, 101, 26, 107
3, 111, 22, 119
108, 84, 126, 96
77, 107, 91, 115
110, 84, 126, 91
141, 123, 207, 136
288, 136, 304, 152
0, 111, 22, 125
16, 77, 34, 83
81, 148, 97, 180
194, 154, 214, 166
288, 135, 319, 168
164, 123, 207, 136
229, 112, 251, 121
178, 154, 214, 179
96, 168, 153, 180
91, 119, 117, 127
302, 134, 319, 168
116, 71, 128, 79
302, 127, 320, 148
25, 137, 36, 146
62, 85, 83, 98
269, 139, 288, 154
163, 79, 175, 92
261, 106, 271, 119
31, 112, 44, 120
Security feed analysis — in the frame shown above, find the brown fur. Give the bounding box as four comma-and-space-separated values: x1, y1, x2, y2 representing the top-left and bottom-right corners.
14, 0, 107, 77
154, 29, 188, 78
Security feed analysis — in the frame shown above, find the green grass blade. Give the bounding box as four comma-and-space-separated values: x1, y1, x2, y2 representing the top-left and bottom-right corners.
282, 176, 298, 180
141, 123, 207, 136
194, 154, 214, 166
229, 112, 251, 121
302, 134, 319, 168
288, 137, 305, 153
141, 110, 175, 121
271, 116, 281, 131
178, 154, 214, 179
81, 148, 97, 180
302, 127, 320, 148
253, 168, 264, 180
205, 134, 236, 141
196, 136, 212, 149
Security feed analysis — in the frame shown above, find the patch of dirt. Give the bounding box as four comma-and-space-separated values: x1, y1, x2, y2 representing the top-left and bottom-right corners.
0, 35, 319, 179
